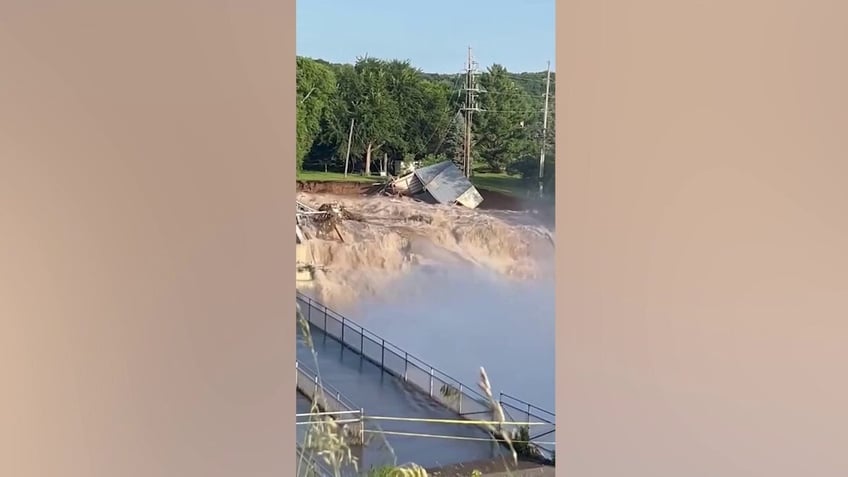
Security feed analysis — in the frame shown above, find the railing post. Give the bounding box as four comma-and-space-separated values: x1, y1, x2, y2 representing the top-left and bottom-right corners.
359, 408, 365, 443
429, 368, 434, 397
313, 375, 319, 398
403, 352, 409, 381
360, 331, 364, 353
380, 340, 385, 369
341, 315, 345, 343
323, 307, 327, 331
458, 383, 463, 414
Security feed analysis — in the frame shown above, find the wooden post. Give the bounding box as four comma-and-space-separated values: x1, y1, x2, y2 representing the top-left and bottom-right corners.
343, 118, 354, 177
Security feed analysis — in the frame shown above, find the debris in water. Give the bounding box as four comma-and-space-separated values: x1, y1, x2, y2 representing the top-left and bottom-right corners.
296, 201, 367, 243
294, 192, 554, 308
295, 200, 365, 281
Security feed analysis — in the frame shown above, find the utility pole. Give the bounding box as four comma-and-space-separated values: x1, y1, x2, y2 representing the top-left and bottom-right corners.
462, 46, 479, 178
538, 61, 552, 198
343, 118, 355, 177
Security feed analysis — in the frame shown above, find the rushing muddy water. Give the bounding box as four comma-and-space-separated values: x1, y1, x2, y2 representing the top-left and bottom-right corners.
297, 192, 555, 410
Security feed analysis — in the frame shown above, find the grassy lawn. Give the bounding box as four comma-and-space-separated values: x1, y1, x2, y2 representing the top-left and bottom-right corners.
470, 171, 534, 197
299, 168, 536, 199
296, 170, 382, 183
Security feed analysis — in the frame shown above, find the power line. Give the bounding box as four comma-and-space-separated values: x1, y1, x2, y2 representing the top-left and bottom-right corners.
448, 70, 466, 102
480, 109, 544, 114
419, 72, 466, 154
478, 90, 549, 97
429, 109, 463, 155
500, 71, 555, 81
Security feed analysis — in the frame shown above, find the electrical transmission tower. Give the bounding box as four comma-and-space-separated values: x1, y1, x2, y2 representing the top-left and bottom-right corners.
461, 46, 480, 178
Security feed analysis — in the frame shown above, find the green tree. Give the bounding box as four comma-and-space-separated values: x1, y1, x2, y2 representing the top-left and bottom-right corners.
475, 64, 537, 172
334, 57, 402, 175
296, 57, 336, 170
374, 59, 424, 167
296, 55, 555, 192
439, 110, 467, 167
422, 80, 462, 156
306, 63, 355, 169
506, 94, 555, 196
506, 87, 555, 197
378, 60, 456, 163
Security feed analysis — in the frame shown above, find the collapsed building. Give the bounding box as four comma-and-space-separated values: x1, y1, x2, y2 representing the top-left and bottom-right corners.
296, 161, 484, 282
388, 160, 483, 209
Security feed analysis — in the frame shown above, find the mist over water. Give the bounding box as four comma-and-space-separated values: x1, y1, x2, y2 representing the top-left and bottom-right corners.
352, 265, 555, 410
297, 192, 555, 409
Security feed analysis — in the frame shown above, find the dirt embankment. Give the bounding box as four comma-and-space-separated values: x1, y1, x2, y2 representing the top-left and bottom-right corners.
296, 180, 382, 195
297, 180, 553, 220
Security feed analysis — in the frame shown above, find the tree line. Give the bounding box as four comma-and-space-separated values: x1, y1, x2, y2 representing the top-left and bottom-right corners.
296, 55, 556, 190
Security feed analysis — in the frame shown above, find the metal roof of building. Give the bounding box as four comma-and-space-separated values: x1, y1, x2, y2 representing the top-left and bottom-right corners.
412, 161, 483, 209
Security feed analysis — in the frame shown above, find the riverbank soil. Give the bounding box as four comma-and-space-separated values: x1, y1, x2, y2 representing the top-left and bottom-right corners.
296, 180, 554, 218
296, 180, 381, 195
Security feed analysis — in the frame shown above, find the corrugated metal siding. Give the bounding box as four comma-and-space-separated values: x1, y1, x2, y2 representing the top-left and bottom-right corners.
401, 161, 484, 208
407, 174, 425, 195
456, 187, 483, 209
418, 162, 474, 205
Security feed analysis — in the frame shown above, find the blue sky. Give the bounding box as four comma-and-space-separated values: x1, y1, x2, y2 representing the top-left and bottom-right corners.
296, 0, 555, 74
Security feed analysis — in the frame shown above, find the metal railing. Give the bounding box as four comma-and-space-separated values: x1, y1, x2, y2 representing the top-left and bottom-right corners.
296, 291, 556, 460
498, 393, 556, 457
295, 360, 364, 443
